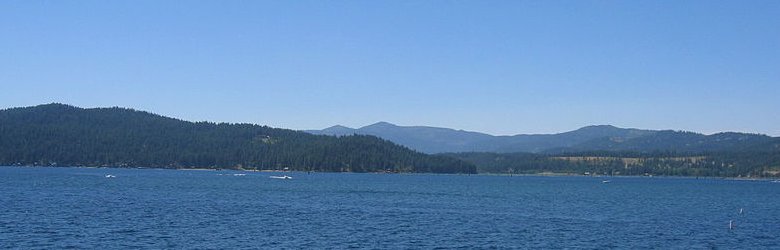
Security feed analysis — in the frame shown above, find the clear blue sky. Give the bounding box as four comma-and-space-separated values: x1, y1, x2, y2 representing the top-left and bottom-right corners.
1, 1, 778, 136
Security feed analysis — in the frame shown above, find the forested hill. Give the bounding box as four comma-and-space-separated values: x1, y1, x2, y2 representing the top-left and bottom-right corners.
445, 150, 780, 178
0, 104, 476, 173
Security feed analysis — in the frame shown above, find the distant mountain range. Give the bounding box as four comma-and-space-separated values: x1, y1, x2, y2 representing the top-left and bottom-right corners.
3, 103, 777, 177
308, 122, 779, 154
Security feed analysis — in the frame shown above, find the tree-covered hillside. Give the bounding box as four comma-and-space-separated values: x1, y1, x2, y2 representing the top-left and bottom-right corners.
546, 130, 777, 154
445, 150, 780, 178
0, 104, 476, 173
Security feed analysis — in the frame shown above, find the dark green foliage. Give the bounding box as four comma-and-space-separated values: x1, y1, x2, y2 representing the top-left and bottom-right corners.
445, 149, 780, 177
0, 104, 476, 174
548, 130, 777, 154
443, 152, 567, 174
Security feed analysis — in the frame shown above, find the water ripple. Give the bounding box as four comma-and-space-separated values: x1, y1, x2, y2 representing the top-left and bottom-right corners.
1, 167, 779, 249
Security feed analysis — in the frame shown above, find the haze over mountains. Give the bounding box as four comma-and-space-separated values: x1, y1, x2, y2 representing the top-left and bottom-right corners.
308, 122, 779, 154
2, 103, 777, 177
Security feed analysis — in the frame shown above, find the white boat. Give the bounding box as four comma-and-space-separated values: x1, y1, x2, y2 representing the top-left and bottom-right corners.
601, 180, 610, 183
270, 175, 292, 180
105, 174, 116, 178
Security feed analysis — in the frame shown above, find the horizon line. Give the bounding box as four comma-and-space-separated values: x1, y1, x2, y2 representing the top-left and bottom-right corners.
4, 103, 776, 137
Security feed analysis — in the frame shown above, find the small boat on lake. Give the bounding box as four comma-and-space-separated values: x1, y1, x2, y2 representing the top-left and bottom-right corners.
105, 174, 116, 178
602, 180, 611, 183
270, 175, 292, 180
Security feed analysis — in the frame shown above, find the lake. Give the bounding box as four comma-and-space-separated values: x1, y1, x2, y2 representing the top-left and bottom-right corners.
1, 166, 779, 249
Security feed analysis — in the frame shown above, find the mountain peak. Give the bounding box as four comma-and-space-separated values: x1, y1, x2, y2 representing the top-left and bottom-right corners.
0, 103, 82, 113
364, 121, 398, 128
562, 125, 656, 141
35, 103, 80, 110
311, 125, 357, 136
324, 125, 353, 130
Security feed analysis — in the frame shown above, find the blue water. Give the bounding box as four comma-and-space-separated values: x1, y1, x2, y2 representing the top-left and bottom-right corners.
1, 167, 779, 249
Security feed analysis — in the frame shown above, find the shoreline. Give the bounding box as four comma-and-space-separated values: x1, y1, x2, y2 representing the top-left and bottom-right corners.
1, 165, 778, 180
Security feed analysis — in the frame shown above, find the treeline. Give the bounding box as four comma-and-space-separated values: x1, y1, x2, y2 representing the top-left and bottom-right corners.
444, 150, 780, 177
0, 104, 476, 174
545, 131, 778, 154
